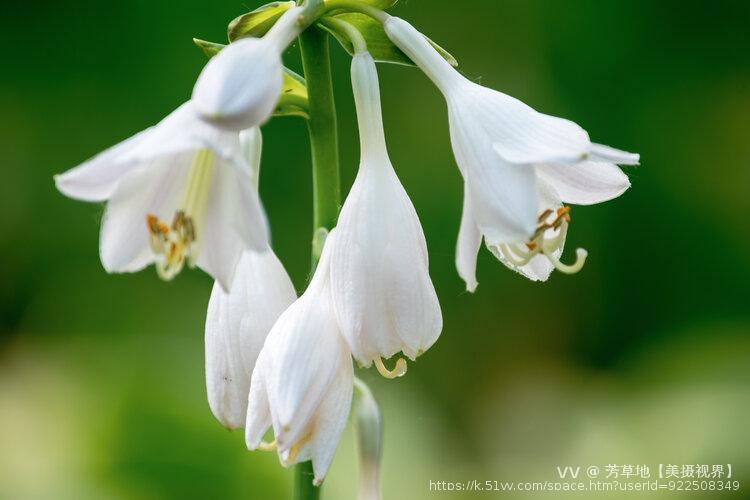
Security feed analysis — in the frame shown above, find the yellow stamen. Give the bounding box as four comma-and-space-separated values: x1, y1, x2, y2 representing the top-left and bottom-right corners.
374, 356, 407, 379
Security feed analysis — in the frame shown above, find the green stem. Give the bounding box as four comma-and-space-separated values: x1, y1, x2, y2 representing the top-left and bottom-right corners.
293, 461, 320, 500
293, 10, 341, 500
300, 24, 341, 263
322, 0, 389, 22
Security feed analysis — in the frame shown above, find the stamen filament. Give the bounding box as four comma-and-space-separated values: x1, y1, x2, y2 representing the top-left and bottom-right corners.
547, 248, 588, 274
258, 440, 277, 451
374, 356, 407, 379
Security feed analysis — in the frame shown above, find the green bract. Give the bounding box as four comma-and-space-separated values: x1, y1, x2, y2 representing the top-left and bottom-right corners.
319, 13, 457, 67
228, 1, 295, 41
192, 38, 309, 118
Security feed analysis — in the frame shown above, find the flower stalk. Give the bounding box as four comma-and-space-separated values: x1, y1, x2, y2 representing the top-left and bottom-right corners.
299, 23, 341, 263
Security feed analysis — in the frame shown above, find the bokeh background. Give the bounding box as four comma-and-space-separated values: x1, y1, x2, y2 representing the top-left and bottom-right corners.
2, 0, 749, 498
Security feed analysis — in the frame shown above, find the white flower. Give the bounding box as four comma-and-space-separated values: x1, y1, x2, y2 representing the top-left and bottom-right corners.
54, 101, 269, 291
192, 6, 303, 130
205, 128, 297, 430
245, 230, 352, 486
384, 17, 639, 289
329, 53, 442, 378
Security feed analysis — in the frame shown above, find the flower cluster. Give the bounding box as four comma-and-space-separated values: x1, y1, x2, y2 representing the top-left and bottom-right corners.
55, 1, 638, 489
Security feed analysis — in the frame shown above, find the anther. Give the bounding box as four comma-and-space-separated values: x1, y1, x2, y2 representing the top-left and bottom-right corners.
374, 356, 407, 379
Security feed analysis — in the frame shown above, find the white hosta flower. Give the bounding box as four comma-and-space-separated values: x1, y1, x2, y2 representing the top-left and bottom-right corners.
54, 101, 269, 291
192, 6, 303, 130
205, 128, 296, 429
329, 53, 442, 378
246, 230, 353, 485
384, 17, 639, 288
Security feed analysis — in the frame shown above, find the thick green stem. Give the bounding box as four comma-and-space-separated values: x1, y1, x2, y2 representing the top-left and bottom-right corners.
300, 25, 341, 263
293, 461, 320, 500
293, 15, 341, 500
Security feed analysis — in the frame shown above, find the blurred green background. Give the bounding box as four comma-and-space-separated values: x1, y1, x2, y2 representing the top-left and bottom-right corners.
2, 0, 749, 498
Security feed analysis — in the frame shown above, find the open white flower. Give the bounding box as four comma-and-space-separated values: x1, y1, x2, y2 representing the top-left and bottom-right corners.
245, 230, 352, 485
384, 17, 639, 288
205, 128, 297, 430
54, 101, 269, 291
329, 53, 442, 378
192, 6, 303, 130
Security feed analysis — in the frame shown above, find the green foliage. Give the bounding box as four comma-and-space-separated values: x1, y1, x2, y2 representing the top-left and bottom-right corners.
228, 1, 294, 42
319, 13, 457, 67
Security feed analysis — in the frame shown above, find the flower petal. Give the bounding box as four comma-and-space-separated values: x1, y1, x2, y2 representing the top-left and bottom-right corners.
535, 161, 630, 206
458, 83, 591, 165
54, 129, 151, 202
196, 159, 270, 291
245, 351, 273, 449
310, 359, 353, 485
448, 103, 539, 243
205, 250, 296, 429
588, 143, 640, 165
455, 189, 482, 292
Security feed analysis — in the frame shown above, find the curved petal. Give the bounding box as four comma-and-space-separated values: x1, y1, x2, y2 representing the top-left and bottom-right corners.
54, 129, 151, 202
588, 143, 640, 165
455, 189, 482, 292
196, 159, 270, 291
458, 83, 591, 165
245, 350, 272, 449
448, 101, 539, 243
205, 250, 296, 429
536, 161, 630, 206
310, 358, 353, 485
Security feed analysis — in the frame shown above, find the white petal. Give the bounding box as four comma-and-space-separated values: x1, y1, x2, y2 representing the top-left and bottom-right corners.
192, 38, 283, 131
263, 233, 342, 449
245, 351, 273, 448
99, 153, 191, 273
54, 129, 151, 202
205, 250, 296, 429
535, 161, 630, 206
239, 127, 263, 189
330, 161, 441, 365
448, 102, 539, 243
310, 360, 353, 485
196, 159, 270, 291
588, 143, 640, 165
455, 189, 482, 293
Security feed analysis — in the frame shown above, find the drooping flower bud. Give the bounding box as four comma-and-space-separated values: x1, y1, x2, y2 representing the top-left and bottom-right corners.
192, 7, 303, 130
